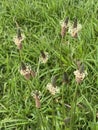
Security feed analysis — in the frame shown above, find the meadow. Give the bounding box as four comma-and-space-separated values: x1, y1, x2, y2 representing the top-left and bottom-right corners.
0, 0, 98, 129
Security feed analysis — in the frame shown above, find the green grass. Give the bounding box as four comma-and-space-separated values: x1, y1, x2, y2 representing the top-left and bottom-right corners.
0, 0, 98, 129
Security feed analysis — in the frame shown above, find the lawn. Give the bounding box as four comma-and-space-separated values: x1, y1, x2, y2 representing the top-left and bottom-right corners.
0, 0, 98, 130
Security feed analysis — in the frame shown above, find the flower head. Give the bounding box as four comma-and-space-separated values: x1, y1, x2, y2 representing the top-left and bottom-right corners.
46, 76, 59, 95
39, 50, 49, 64
20, 62, 35, 80
60, 17, 69, 38
46, 83, 59, 95
74, 64, 87, 84
68, 19, 82, 38
31, 90, 41, 108
13, 28, 25, 50
62, 72, 69, 84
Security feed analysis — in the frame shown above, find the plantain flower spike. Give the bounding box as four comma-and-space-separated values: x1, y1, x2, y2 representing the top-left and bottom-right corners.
68, 18, 82, 38
13, 28, 25, 50
39, 50, 49, 64
74, 64, 87, 84
31, 90, 41, 109
60, 17, 69, 38
20, 62, 35, 80
46, 76, 59, 95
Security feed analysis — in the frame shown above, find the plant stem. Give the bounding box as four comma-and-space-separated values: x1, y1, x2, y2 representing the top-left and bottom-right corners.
70, 84, 78, 129
52, 96, 55, 130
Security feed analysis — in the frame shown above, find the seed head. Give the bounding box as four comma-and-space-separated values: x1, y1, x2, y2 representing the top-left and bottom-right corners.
62, 72, 69, 84
39, 51, 49, 64
20, 63, 35, 80
68, 19, 82, 38
31, 90, 41, 109
74, 69, 87, 84
46, 76, 59, 95
60, 17, 69, 38
13, 28, 25, 50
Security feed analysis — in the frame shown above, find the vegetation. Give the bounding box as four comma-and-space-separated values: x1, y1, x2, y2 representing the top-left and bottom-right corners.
0, 0, 98, 129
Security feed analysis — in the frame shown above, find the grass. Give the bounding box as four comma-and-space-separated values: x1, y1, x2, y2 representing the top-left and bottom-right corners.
0, 0, 98, 129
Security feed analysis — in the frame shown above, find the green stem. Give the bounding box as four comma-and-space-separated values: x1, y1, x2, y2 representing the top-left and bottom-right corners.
61, 84, 66, 129
60, 38, 63, 66
19, 50, 22, 62
70, 84, 78, 129
60, 38, 66, 129
36, 59, 40, 77
52, 96, 55, 130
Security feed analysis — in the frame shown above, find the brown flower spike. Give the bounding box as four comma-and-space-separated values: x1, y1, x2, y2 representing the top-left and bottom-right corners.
13, 28, 25, 49
46, 76, 59, 95
20, 62, 35, 80
39, 50, 49, 64
60, 17, 69, 38
68, 19, 82, 38
31, 90, 41, 109
62, 72, 69, 84
74, 64, 87, 84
